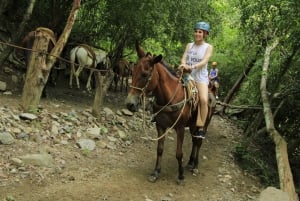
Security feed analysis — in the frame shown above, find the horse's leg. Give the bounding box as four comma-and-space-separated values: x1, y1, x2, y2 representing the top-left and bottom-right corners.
120, 76, 124, 92
113, 74, 119, 92
125, 76, 129, 92
69, 49, 77, 89
175, 127, 185, 185
86, 70, 93, 92
49, 68, 58, 86
75, 67, 80, 89
187, 137, 203, 175
74, 64, 83, 89
69, 63, 74, 88
148, 126, 166, 183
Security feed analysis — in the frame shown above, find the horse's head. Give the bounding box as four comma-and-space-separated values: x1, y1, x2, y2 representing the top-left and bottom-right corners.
125, 42, 162, 112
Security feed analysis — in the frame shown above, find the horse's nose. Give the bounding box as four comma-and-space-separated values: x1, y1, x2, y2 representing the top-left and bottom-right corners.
126, 102, 135, 112
125, 95, 139, 112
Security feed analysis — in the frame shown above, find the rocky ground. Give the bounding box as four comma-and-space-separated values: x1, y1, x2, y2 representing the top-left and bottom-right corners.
0, 81, 266, 201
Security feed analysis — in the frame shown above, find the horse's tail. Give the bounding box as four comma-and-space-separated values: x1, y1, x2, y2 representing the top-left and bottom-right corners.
70, 47, 78, 74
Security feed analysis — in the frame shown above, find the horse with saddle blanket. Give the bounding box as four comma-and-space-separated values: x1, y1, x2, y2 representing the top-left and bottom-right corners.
69, 44, 111, 92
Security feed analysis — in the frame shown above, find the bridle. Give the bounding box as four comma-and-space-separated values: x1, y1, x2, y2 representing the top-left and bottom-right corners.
129, 59, 184, 115
129, 60, 188, 141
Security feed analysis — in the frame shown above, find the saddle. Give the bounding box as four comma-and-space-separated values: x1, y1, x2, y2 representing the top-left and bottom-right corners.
181, 73, 199, 111
152, 73, 199, 113
78, 44, 96, 67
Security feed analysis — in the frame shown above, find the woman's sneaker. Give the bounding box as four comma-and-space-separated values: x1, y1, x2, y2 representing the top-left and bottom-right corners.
194, 130, 206, 139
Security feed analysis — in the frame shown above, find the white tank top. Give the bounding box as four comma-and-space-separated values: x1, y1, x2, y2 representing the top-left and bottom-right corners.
185, 42, 209, 84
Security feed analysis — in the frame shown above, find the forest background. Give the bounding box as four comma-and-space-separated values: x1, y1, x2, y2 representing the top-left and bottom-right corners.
0, 0, 299, 199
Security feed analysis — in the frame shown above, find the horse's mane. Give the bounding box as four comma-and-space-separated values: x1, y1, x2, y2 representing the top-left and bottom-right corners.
148, 52, 177, 77
159, 60, 177, 77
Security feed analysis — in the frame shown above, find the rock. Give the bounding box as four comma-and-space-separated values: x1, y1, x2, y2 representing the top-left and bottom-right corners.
19, 153, 55, 168
87, 127, 101, 138
117, 130, 127, 140
0, 81, 7, 91
76, 139, 96, 151
103, 107, 114, 116
0, 131, 15, 144
257, 187, 291, 201
16, 132, 29, 140
19, 113, 38, 120
121, 108, 134, 116
10, 158, 24, 167
51, 124, 59, 136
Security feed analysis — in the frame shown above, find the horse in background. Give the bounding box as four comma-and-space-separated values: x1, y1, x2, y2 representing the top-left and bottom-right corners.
113, 58, 134, 92
125, 42, 216, 184
20, 27, 58, 97
69, 44, 110, 92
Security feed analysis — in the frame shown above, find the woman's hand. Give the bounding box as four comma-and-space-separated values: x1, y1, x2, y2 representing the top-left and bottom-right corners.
178, 64, 193, 74
179, 64, 192, 71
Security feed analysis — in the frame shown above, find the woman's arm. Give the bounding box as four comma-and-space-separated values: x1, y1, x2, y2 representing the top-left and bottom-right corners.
180, 43, 190, 66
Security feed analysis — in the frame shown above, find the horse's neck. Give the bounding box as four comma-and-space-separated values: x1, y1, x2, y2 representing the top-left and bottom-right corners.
154, 64, 183, 105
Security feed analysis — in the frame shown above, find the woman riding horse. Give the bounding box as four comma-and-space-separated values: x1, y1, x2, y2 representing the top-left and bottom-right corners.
125, 42, 216, 184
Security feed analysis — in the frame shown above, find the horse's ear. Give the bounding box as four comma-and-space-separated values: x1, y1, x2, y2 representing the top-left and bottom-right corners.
153, 54, 163, 64
135, 41, 145, 58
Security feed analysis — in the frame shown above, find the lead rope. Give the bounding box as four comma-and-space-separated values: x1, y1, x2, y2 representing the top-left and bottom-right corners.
148, 86, 187, 141
145, 70, 186, 141
151, 70, 183, 118
130, 69, 186, 141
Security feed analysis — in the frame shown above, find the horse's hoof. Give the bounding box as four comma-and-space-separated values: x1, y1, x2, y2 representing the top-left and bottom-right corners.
192, 168, 199, 176
148, 175, 158, 183
177, 178, 185, 185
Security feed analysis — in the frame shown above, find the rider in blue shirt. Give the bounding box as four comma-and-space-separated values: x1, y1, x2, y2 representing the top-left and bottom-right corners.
209, 61, 219, 99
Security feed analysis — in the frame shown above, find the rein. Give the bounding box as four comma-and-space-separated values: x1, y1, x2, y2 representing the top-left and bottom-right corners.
130, 65, 188, 141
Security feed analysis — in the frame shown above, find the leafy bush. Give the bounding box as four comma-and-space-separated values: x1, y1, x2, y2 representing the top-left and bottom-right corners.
234, 135, 279, 186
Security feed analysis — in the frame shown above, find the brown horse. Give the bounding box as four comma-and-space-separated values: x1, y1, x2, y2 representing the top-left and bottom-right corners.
113, 59, 134, 92
125, 42, 216, 184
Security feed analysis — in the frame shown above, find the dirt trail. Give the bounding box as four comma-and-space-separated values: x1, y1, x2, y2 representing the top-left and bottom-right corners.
0, 87, 262, 201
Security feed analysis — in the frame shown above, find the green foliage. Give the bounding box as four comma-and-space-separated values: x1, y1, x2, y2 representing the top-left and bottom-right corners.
70, 0, 107, 45
234, 138, 279, 186
233, 0, 300, 190
81, 148, 91, 156
28, 105, 40, 114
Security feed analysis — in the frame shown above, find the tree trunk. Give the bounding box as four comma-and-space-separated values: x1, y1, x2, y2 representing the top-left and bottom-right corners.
21, 29, 53, 112
21, 0, 81, 112
92, 69, 114, 117
92, 72, 104, 117
260, 39, 298, 201
218, 57, 257, 115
